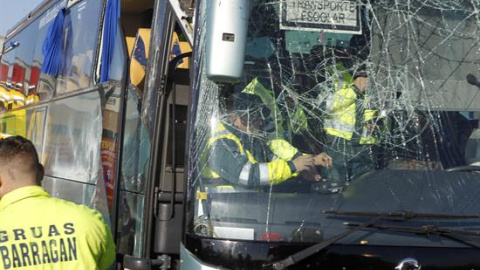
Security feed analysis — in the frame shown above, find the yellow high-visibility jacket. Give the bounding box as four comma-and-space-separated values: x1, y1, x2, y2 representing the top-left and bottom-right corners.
0, 186, 116, 270
242, 78, 308, 140
323, 80, 377, 144
201, 122, 301, 187
324, 64, 377, 144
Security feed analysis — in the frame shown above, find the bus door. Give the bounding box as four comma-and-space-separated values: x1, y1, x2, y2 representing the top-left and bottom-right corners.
118, 0, 193, 268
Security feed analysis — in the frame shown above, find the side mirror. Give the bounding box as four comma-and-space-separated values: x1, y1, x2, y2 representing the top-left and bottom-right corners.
205, 0, 250, 84
467, 73, 480, 88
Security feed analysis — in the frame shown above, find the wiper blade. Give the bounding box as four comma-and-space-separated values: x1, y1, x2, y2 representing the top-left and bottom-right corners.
345, 222, 480, 248
263, 214, 387, 270
264, 211, 480, 270
323, 210, 480, 220
345, 223, 480, 237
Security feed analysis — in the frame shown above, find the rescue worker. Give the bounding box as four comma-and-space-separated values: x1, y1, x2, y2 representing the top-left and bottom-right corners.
201, 92, 332, 190
318, 63, 378, 190
0, 136, 116, 270
241, 77, 309, 142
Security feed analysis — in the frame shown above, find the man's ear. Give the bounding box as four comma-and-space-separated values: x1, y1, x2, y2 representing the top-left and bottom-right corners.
0, 171, 4, 198
36, 163, 45, 185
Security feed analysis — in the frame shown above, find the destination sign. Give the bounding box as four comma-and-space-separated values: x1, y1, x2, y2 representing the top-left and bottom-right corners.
281, 0, 361, 34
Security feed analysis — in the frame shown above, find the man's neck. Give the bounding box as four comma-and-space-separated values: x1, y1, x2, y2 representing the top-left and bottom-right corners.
0, 182, 38, 199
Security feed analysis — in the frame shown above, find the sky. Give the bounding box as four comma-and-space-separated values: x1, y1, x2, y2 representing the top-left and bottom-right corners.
0, 0, 45, 37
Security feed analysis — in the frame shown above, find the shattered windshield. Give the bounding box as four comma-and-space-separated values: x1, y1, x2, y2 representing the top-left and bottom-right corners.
186, 0, 480, 247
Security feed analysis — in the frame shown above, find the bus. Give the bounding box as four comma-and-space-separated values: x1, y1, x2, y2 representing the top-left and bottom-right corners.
2, 0, 480, 269
0, 0, 193, 268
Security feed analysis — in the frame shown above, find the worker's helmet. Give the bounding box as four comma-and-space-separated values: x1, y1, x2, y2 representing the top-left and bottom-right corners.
231, 92, 272, 132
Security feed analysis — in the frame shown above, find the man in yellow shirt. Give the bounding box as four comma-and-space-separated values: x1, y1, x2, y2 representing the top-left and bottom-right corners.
201, 93, 332, 189
0, 136, 115, 270
319, 64, 378, 191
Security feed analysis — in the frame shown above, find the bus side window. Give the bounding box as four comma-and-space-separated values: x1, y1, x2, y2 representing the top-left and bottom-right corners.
0, 50, 11, 111
10, 21, 40, 109
55, 0, 103, 95
33, 9, 57, 102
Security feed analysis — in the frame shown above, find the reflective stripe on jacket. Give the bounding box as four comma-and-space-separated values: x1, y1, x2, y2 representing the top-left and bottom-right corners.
201, 122, 299, 187
323, 63, 377, 144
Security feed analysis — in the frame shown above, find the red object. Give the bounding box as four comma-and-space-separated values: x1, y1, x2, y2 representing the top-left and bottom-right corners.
0, 63, 8, 82
259, 232, 282, 241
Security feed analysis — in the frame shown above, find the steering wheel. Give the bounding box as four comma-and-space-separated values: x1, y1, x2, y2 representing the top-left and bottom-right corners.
445, 166, 480, 172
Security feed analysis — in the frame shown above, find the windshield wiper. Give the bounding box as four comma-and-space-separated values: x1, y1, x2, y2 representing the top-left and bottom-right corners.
345, 222, 480, 248
263, 211, 480, 270
263, 214, 387, 270
323, 210, 480, 220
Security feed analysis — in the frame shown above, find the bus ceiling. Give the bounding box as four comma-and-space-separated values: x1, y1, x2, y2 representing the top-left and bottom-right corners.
121, 0, 194, 46
121, 0, 194, 15
122, 0, 155, 15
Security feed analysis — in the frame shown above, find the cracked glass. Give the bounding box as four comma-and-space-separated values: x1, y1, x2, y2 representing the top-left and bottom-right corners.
186, 0, 480, 247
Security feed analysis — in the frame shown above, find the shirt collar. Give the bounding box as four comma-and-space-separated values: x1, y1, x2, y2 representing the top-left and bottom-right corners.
0, 186, 50, 211
351, 84, 365, 99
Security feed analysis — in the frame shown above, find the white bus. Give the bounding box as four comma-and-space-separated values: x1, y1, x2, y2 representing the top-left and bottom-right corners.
1, 0, 480, 269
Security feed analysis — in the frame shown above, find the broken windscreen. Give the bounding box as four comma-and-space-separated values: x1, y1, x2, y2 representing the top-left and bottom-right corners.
186, 0, 480, 246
